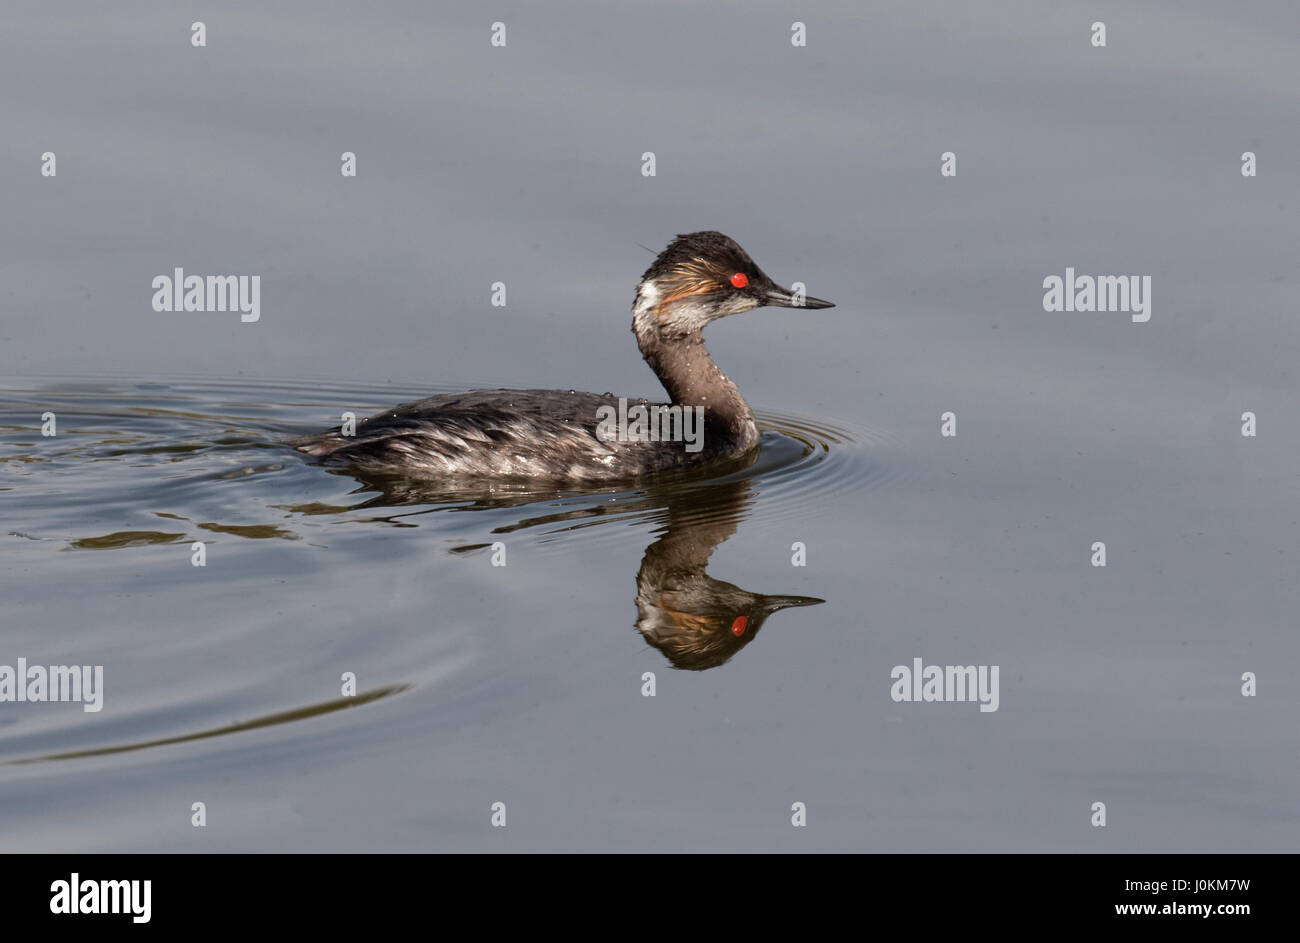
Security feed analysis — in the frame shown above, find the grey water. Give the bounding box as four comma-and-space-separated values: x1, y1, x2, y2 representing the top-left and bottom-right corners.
2, 1, 1298, 852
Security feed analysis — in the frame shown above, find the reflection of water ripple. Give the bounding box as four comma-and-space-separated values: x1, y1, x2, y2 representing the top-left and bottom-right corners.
0, 375, 905, 552
5, 685, 410, 766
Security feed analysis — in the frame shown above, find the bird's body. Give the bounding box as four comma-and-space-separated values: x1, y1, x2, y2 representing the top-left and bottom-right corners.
292, 232, 832, 481
293, 388, 739, 481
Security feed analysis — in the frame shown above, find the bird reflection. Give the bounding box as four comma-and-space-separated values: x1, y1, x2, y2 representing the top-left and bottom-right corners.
632, 479, 823, 669
295, 462, 824, 670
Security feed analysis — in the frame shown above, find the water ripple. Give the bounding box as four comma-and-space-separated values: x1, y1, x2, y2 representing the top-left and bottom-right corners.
0, 375, 904, 553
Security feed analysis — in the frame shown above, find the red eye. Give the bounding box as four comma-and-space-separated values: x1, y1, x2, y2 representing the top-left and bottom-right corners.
730, 272, 748, 289
731, 615, 748, 637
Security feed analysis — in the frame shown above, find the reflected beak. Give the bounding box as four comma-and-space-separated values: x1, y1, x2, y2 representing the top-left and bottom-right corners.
764, 285, 835, 309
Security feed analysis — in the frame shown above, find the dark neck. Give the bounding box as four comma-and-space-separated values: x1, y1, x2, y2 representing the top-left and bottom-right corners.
636, 328, 756, 446
640, 483, 750, 576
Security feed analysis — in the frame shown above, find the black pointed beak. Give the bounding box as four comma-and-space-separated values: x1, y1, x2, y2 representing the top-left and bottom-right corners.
760, 594, 826, 612
764, 285, 835, 309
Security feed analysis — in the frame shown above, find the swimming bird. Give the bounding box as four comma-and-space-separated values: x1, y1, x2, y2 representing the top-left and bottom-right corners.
292, 231, 833, 480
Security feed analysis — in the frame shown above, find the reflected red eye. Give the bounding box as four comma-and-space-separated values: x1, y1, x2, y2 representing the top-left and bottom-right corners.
730, 272, 748, 289
731, 615, 748, 637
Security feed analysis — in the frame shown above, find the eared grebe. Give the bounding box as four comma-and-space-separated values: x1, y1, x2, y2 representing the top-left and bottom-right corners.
292, 231, 833, 480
